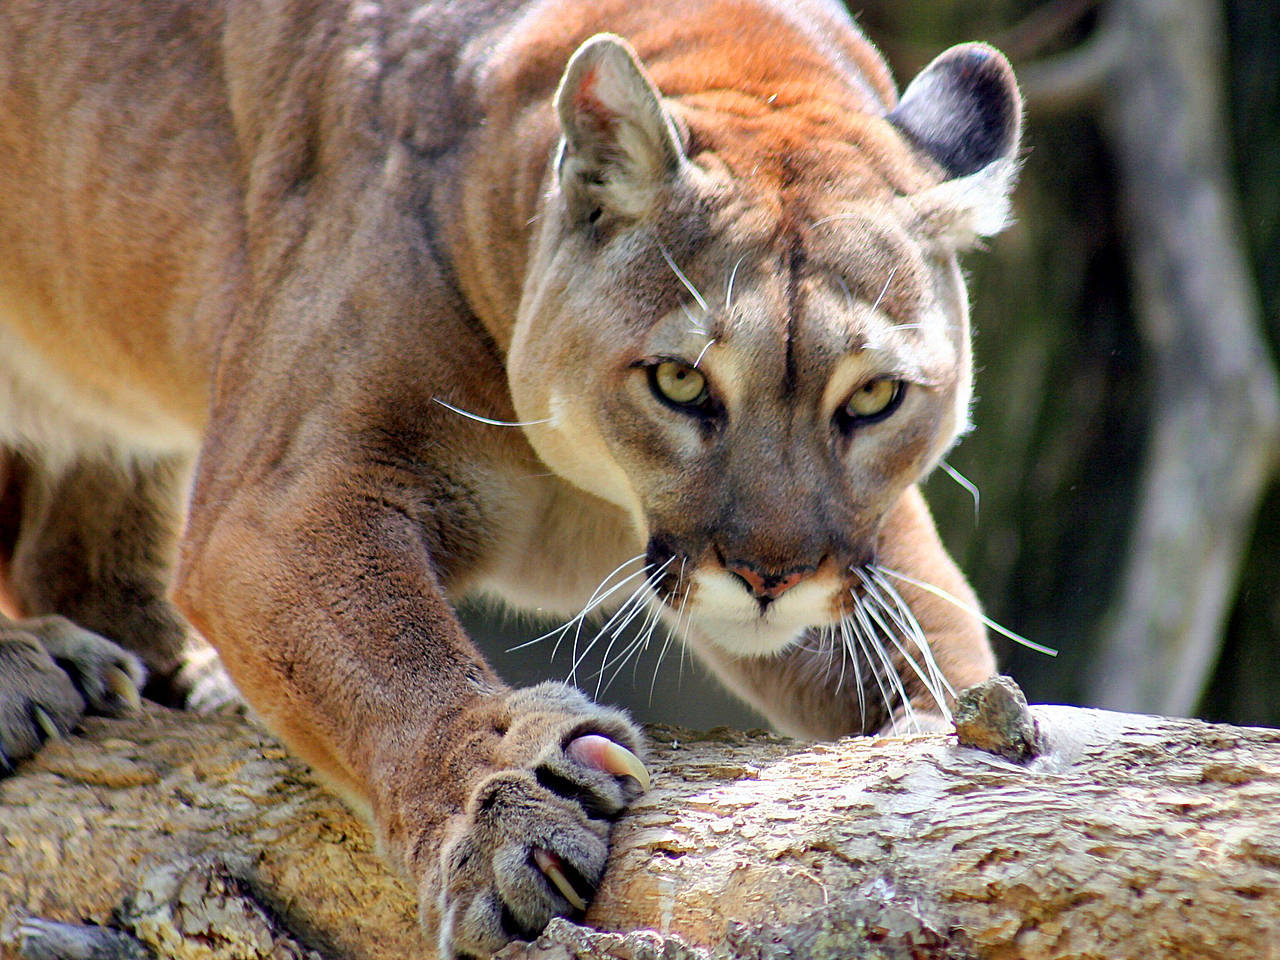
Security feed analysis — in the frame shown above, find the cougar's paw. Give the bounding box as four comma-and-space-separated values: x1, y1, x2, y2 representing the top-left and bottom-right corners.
434, 682, 648, 959
0, 616, 145, 771
879, 706, 952, 737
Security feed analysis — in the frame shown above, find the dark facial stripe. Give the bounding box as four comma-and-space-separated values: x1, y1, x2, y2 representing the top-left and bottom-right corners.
784, 236, 805, 397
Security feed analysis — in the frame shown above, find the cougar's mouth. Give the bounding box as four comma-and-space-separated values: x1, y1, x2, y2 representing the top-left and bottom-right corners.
642, 535, 852, 657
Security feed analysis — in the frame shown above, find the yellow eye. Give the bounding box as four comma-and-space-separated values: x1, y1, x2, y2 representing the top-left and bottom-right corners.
652, 361, 708, 406
844, 379, 904, 422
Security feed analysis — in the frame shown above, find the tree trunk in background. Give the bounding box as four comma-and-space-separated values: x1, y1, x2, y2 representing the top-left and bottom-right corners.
1086, 0, 1280, 714
5, 704, 1280, 960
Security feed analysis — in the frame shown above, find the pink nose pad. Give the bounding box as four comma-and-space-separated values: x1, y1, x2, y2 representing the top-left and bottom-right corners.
727, 565, 809, 600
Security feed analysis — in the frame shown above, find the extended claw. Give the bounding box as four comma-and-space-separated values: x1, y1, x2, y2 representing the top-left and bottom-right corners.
532, 848, 588, 911
567, 734, 650, 792
33, 706, 62, 742
105, 665, 142, 712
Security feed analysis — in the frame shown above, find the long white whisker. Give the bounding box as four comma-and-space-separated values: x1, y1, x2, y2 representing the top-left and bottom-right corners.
582, 569, 657, 689
669, 565, 692, 641
855, 573, 953, 721
608, 573, 666, 642
849, 620, 866, 726
675, 555, 687, 613
659, 243, 710, 313
645, 558, 686, 701
589, 558, 676, 693
573, 555, 670, 686
673, 576, 693, 685
694, 337, 717, 369
648, 627, 677, 703
827, 627, 840, 681
876, 566, 1058, 657
869, 265, 899, 315
866, 568, 953, 703
819, 625, 837, 687
555, 565, 654, 665
641, 598, 671, 702
725, 253, 749, 314
600, 623, 657, 694
432, 397, 551, 428
832, 622, 848, 694
873, 636, 917, 733
594, 628, 642, 693
842, 610, 879, 730
577, 554, 650, 609
850, 591, 914, 730
860, 569, 952, 701
938, 460, 981, 522
506, 555, 646, 654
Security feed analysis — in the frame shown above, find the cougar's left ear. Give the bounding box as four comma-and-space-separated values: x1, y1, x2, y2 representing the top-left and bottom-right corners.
555, 34, 686, 224
889, 43, 1023, 249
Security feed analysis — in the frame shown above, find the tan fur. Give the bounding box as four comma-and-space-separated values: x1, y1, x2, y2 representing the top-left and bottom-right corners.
0, 0, 1018, 953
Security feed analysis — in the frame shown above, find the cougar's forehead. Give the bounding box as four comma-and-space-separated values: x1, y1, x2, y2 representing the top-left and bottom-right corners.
646, 204, 962, 405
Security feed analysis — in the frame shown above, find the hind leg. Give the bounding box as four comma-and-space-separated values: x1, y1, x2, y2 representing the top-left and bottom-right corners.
0, 611, 146, 769
0, 451, 145, 768
4, 451, 237, 714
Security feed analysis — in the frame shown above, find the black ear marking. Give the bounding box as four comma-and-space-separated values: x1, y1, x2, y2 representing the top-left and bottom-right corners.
888, 43, 1022, 179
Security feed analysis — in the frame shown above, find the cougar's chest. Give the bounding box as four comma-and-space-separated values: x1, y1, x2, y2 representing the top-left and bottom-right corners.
468, 473, 645, 621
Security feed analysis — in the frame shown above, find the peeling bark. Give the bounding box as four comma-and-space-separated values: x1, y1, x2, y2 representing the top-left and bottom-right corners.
3, 701, 1280, 960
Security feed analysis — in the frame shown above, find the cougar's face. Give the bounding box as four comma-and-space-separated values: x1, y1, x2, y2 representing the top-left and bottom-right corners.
511, 164, 973, 657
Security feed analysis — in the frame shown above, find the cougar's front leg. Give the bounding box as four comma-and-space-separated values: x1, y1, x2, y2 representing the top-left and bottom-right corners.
173, 446, 648, 958
691, 486, 996, 740
5, 453, 235, 711
866, 485, 998, 733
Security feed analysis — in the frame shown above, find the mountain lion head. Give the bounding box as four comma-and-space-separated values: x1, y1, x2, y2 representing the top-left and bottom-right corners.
510, 34, 1020, 660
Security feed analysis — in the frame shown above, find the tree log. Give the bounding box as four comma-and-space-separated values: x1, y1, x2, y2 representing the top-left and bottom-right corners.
3, 694, 1280, 960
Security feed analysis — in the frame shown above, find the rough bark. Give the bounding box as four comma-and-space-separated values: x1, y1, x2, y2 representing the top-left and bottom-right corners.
4, 692, 1280, 960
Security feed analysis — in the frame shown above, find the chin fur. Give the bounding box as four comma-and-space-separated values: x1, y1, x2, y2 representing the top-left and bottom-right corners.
674, 569, 837, 658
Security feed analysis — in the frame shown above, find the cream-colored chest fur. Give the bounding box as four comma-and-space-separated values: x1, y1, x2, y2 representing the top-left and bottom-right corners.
471, 474, 645, 620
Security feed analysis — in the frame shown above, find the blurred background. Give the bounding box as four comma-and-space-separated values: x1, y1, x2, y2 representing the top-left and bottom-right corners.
473, 0, 1280, 732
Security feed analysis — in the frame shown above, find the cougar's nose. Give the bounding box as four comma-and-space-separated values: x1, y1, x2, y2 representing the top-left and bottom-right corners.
725, 563, 813, 602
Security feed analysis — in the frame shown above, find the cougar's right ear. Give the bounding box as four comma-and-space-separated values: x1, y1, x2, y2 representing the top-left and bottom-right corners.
890, 42, 1021, 179
889, 43, 1024, 249
554, 34, 686, 224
